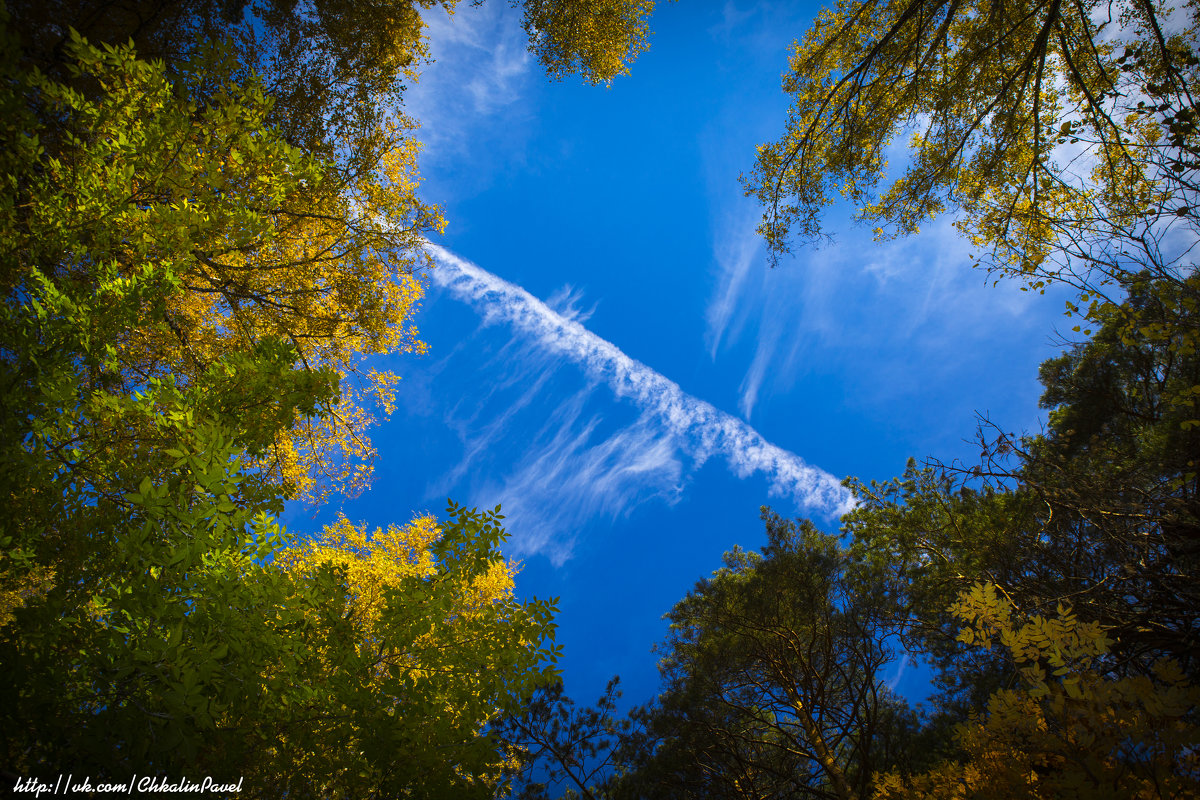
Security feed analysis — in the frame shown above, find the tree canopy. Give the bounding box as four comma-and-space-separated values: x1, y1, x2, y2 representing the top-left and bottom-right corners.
0, 0, 654, 791
608, 511, 921, 800
876, 583, 1199, 799
746, 0, 1199, 277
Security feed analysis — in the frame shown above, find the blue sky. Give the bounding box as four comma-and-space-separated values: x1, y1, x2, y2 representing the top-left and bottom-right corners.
286, 1, 1074, 711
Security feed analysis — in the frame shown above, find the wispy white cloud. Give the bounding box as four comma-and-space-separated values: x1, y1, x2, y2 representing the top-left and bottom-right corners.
425, 244, 855, 522
477, 391, 683, 565
404, 3, 534, 170
738, 322, 778, 420
706, 208, 761, 360
545, 284, 598, 325
424, 329, 682, 565
885, 653, 910, 693
434, 354, 558, 494
705, 209, 1066, 427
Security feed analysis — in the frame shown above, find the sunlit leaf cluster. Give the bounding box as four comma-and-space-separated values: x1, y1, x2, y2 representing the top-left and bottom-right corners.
522, 0, 656, 85
876, 584, 1200, 799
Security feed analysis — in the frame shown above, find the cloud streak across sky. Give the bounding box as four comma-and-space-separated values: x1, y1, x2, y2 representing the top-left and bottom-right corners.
424, 244, 855, 522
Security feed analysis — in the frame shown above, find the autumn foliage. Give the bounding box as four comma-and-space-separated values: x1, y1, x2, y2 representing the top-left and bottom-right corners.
0, 0, 653, 793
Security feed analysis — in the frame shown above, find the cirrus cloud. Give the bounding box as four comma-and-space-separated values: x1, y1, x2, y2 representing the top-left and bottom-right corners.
425, 243, 854, 531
